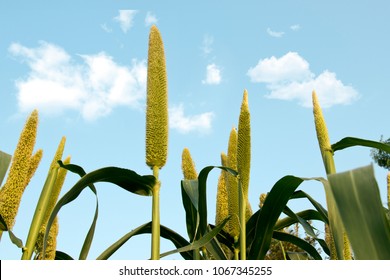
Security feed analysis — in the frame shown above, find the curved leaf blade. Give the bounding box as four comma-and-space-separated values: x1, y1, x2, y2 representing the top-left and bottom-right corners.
197, 166, 238, 235
97, 222, 192, 260
181, 179, 199, 242
272, 231, 322, 260
332, 137, 390, 153
247, 175, 304, 260
159, 216, 229, 259
328, 165, 390, 259
58, 162, 156, 197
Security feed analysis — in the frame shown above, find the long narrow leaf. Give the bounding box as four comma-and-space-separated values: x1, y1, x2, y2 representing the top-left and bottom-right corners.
181, 179, 199, 241
332, 137, 390, 153
197, 166, 237, 236
248, 175, 305, 260
57, 161, 99, 260
328, 165, 390, 259
282, 206, 329, 256
45, 163, 155, 259
159, 216, 229, 259
275, 209, 326, 230
97, 222, 192, 260
290, 190, 329, 224
272, 231, 322, 260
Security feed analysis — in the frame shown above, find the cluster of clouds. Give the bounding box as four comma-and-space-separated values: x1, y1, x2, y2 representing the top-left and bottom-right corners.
8, 14, 358, 134
247, 52, 359, 107
9, 10, 215, 134
102, 10, 158, 33
9, 41, 147, 121
266, 24, 301, 38
201, 34, 222, 86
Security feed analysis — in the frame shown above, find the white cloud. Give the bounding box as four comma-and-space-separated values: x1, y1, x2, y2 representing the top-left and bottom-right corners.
100, 23, 112, 33
247, 52, 359, 107
202, 63, 222, 85
248, 52, 313, 83
114, 10, 138, 33
290, 24, 301, 31
201, 34, 214, 55
169, 104, 214, 134
9, 41, 146, 121
266, 28, 285, 38
145, 11, 158, 26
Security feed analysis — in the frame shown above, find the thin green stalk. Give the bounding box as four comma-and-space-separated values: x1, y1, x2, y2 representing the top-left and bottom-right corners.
233, 236, 239, 260
312, 91, 351, 260
151, 166, 160, 260
280, 241, 287, 260
239, 178, 246, 260
21, 167, 58, 260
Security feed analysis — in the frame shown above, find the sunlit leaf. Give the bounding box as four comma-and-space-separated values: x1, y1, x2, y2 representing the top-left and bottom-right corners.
332, 137, 390, 153
328, 165, 390, 259
181, 179, 199, 241
272, 231, 321, 260
159, 216, 229, 259
97, 222, 192, 260
197, 166, 237, 235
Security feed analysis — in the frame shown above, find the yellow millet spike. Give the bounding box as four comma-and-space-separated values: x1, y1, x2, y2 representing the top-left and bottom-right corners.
259, 193, 267, 208
237, 90, 253, 219
35, 155, 70, 260
313, 91, 352, 259
35, 216, 59, 260
25, 149, 43, 189
225, 127, 240, 238
181, 148, 197, 180
312, 91, 335, 175
145, 25, 168, 169
49, 137, 66, 171
0, 110, 39, 229
215, 152, 229, 230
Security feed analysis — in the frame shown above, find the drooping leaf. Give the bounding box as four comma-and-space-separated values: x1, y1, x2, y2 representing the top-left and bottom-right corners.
275, 209, 326, 230
197, 166, 238, 236
55, 251, 74, 260
58, 162, 156, 197
159, 216, 230, 259
327, 165, 390, 259
97, 222, 192, 260
282, 206, 329, 256
290, 190, 329, 224
272, 231, 322, 260
45, 162, 155, 259
247, 175, 306, 260
332, 137, 390, 153
181, 179, 199, 242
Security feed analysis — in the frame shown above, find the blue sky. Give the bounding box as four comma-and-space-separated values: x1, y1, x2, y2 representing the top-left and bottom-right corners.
1, 0, 390, 260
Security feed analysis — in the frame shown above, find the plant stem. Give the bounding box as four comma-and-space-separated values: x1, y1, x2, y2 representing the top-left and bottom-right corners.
239, 178, 246, 260
151, 166, 160, 260
234, 236, 239, 260
21, 167, 58, 260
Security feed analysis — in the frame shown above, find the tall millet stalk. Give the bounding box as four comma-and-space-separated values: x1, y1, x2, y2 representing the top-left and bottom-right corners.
145, 25, 168, 260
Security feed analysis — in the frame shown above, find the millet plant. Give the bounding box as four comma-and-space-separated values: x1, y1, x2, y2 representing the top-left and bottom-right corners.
1, 25, 389, 260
